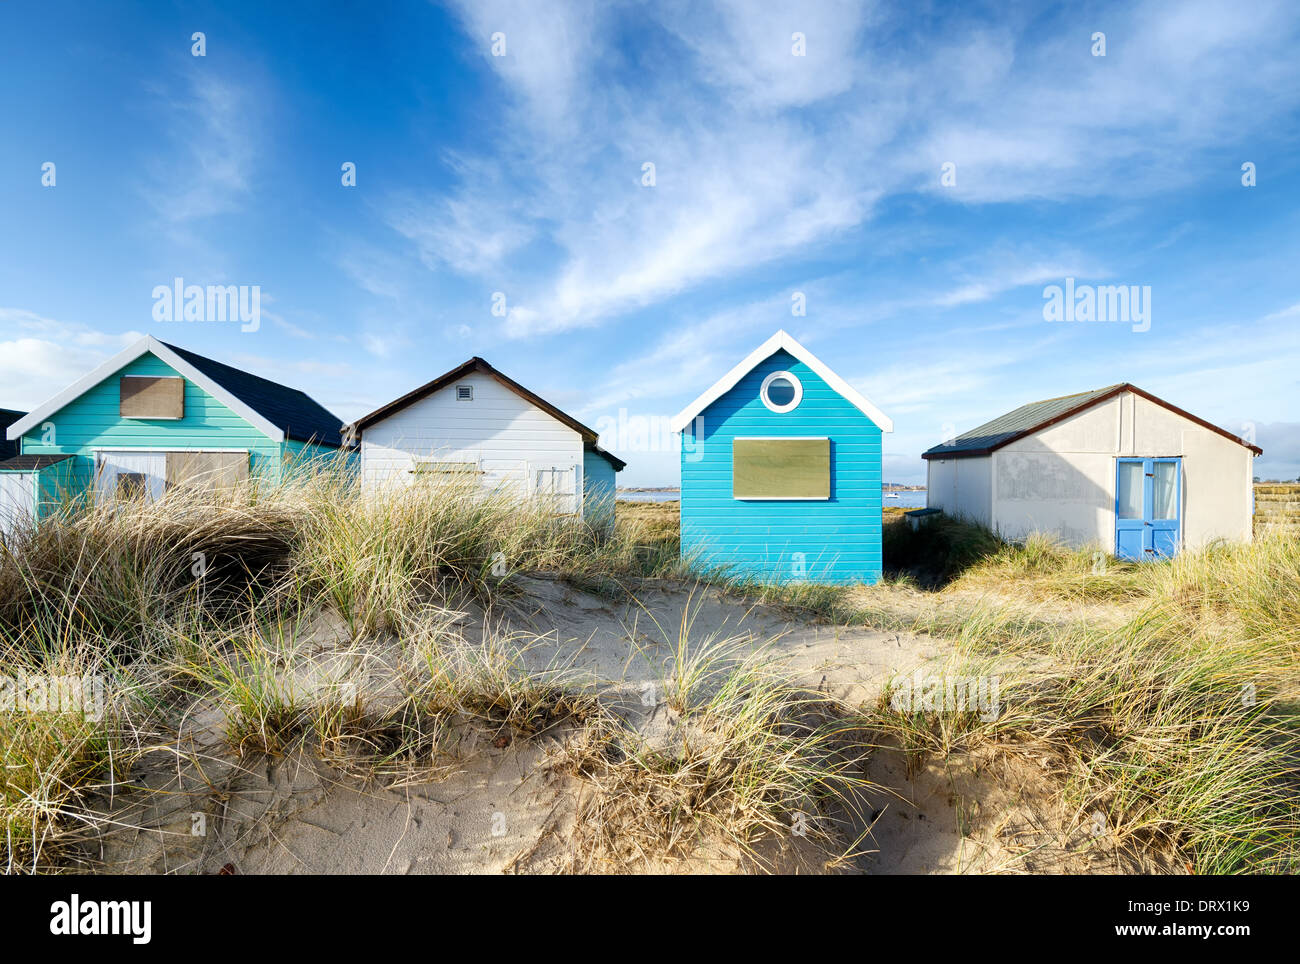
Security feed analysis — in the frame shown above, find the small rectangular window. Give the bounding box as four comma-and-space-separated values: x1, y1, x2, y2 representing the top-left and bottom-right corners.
733, 438, 830, 500
120, 376, 184, 418
457, 384, 473, 401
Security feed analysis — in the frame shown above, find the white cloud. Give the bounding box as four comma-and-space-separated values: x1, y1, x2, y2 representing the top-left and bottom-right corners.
142, 73, 258, 228
397, 0, 1300, 340
447, 0, 601, 130
581, 293, 789, 416
390, 184, 536, 278
654, 0, 872, 108
0, 310, 143, 410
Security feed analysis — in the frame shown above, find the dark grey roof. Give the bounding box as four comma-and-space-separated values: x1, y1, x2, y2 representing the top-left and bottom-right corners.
162, 343, 346, 448
922, 383, 1262, 459
923, 385, 1127, 458
0, 454, 73, 471
0, 409, 24, 460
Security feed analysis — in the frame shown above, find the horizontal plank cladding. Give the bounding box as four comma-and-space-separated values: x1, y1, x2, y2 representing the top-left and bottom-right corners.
20, 353, 286, 483
680, 348, 883, 585
359, 370, 585, 499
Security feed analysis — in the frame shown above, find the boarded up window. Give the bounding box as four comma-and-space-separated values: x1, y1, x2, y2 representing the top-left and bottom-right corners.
411, 460, 480, 476
120, 376, 184, 418
165, 451, 249, 492
732, 438, 830, 500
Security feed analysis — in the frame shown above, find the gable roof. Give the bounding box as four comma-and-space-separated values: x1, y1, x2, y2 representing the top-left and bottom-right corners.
161, 342, 346, 447
669, 330, 893, 433
922, 383, 1262, 460
343, 356, 626, 472
6, 336, 347, 448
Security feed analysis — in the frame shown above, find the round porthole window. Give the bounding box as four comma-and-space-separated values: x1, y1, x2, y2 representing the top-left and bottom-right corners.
760, 371, 802, 413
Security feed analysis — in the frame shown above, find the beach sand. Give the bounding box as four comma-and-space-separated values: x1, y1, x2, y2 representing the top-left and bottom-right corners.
80, 575, 1149, 874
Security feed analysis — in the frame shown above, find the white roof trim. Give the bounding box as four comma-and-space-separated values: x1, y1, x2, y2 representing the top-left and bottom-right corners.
6, 335, 286, 443
670, 330, 893, 433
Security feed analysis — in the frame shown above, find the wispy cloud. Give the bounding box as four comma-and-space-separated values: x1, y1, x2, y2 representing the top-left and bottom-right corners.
391, 0, 1300, 340
0, 309, 142, 409
141, 72, 259, 231
448, 0, 602, 131
581, 293, 790, 416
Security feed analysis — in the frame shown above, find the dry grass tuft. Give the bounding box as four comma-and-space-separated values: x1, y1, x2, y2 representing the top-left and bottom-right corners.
554, 649, 871, 873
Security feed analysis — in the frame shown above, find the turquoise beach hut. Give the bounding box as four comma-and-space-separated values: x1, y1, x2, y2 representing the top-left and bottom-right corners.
1, 335, 349, 535
670, 330, 893, 585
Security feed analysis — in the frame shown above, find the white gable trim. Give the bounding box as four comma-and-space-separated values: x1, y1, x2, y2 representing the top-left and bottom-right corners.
670, 330, 893, 433
6, 335, 286, 443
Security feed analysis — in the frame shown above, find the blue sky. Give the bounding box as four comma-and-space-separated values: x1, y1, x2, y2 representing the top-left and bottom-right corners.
2, 0, 1297, 485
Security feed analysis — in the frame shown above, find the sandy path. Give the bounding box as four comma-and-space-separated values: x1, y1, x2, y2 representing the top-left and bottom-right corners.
491, 575, 947, 709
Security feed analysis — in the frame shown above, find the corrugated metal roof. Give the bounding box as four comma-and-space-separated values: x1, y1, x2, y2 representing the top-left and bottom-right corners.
924, 386, 1124, 458
162, 343, 346, 448
0, 453, 73, 471
922, 383, 1262, 459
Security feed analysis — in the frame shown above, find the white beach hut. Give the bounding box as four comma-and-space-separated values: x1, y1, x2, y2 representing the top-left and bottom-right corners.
922, 383, 1260, 559
343, 357, 624, 519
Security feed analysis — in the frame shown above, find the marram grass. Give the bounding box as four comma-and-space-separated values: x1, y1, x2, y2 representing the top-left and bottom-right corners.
1, 469, 1296, 873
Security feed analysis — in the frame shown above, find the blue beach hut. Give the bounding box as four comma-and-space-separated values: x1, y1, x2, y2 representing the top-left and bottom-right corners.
670, 330, 893, 584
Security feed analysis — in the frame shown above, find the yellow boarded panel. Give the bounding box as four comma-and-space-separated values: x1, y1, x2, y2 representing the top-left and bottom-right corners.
733, 438, 829, 500
120, 376, 184, 418
165, 451, 249, 492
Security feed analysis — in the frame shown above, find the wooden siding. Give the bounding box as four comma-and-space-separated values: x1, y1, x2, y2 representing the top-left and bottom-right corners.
583, 448, 616, 517
35, 457, 88, 516
19, 353, 286, 505
680, 348, 883, 584
283, 437, 354, 480
359, 370, 585, 504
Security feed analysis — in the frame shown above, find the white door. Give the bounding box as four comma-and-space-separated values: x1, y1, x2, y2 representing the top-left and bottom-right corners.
0, 473, 36, 539
95, 451, 167, 503
530, 463, 580, 515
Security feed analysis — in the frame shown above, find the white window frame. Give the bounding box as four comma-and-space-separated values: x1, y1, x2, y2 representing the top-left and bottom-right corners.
760, 371, 803, 414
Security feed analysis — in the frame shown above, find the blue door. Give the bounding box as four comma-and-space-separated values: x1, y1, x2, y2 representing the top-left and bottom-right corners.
1115, 457, 1181, 561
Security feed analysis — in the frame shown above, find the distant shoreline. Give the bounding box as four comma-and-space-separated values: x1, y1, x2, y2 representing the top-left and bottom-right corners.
616, 485, 927, 492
